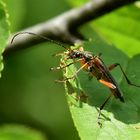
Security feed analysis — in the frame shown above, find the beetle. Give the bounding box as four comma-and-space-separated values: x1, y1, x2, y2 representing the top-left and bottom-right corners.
51, 45, 140, 125
10, 31, 140, 125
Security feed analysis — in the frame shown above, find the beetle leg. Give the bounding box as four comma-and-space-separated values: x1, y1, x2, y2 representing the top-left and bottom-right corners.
98, 93, 113, 127
108, 63, 140, 87
56, 62, 88, 82
51, 59, 82, 71
99, 79, 116, 89
88, 73, 94, 80
50, 62, 75, 71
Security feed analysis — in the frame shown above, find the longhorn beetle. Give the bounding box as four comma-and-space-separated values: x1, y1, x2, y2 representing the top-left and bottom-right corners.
10, 32, 140, 126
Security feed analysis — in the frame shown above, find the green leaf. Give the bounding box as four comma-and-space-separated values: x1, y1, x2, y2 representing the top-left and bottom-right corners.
0, 0, 10, 77
0, 124, 46, 140
4, 0, 26, 32
64, 29, 140, 140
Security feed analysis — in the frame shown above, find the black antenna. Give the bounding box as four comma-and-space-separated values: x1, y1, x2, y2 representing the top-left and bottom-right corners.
10, 31, 68, 50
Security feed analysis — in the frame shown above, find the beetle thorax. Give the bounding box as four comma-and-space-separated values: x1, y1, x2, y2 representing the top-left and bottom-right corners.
83, 51, 93, 61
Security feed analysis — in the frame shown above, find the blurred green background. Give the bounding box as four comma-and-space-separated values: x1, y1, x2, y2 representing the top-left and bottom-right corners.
1, 0, 80, 140
0, 0, 140, 140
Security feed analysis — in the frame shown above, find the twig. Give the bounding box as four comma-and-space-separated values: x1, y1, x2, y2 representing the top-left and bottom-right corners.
4, 0, 136, 56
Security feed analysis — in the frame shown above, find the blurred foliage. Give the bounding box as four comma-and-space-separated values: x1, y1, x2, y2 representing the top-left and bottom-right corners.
0, 0, 79, 140
3, 0, 26, 32
0, 0, 140, 140
69, 0, 140, 57
93, 4, 140, 57
0, 124, 46, 140
0, 0, 10, 77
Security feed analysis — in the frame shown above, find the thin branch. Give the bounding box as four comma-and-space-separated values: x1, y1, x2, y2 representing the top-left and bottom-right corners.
4, 0, 136, 56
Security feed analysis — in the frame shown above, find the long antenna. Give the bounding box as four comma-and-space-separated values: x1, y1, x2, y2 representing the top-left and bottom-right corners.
10, 31, 68, 50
